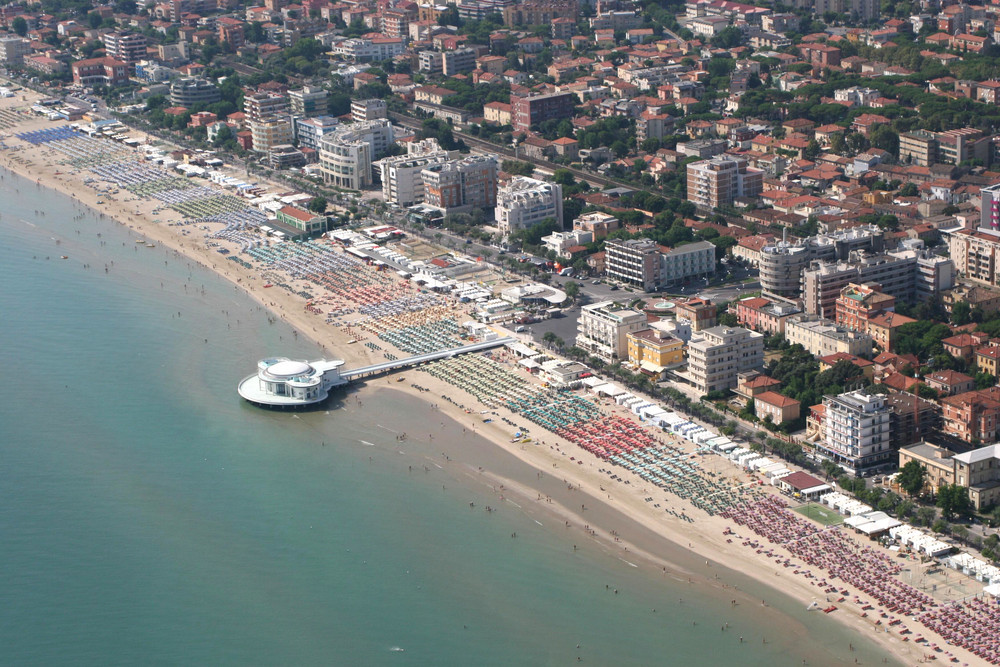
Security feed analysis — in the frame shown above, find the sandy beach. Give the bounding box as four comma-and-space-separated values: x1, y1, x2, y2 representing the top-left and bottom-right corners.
0, 90, 980, 665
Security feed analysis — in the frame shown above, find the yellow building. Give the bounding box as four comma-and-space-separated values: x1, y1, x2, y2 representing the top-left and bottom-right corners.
976, 346, 1000, 377
627, 328, 684, 379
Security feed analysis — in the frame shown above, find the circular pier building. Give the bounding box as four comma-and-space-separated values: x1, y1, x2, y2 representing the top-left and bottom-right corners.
238, 357, 347, 408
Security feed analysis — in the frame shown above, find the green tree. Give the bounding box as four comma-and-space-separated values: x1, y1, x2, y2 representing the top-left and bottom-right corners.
897, 460, 926, 496
307, 196, 328, 214
899, 182, 918, 197
87, 11, 102, 29
936, 483, 972, 520
564, 280, 580, 301
952, 301, 972, 326
12, 16, 27, 36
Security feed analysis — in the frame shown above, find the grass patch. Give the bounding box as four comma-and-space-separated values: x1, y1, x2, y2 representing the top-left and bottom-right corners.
793, 503, 843, 526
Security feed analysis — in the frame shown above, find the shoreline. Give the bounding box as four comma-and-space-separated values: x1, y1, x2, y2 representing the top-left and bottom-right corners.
0, 98, 969, 665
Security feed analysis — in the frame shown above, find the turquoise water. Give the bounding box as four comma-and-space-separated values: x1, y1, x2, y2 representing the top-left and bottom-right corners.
0, 169, 899, 666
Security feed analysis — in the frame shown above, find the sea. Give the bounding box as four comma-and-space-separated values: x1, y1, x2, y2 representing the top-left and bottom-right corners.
0, 165, 901, 666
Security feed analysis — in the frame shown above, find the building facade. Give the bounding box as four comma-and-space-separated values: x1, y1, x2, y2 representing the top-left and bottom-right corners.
784, 315, 873, 358
605, 238, 661, 291
318, 119, 394, 189
511, 91, 576, 132
421, 155, 498, 213
169, 77, 221, 107
576, 301, 647, 362
685, 326, 764, 394
495, 177, 562, 237
685, 155, 763, 210
289, 86, 328, 118
820, 391, 892, 474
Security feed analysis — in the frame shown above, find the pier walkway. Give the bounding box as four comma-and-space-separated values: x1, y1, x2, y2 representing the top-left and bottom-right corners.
342, 337, 515, 381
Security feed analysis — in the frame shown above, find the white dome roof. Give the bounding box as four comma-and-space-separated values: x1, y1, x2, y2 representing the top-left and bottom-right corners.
268, 360, 312, 377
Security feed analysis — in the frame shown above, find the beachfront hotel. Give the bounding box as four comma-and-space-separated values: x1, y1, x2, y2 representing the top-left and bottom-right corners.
238, 357, 347, 408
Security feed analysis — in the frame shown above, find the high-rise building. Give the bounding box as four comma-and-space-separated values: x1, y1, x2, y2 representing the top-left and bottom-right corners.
244, 92, 289, 123
495, 177, 563, 236
294, 115, 339, 151
685, 155, 763, 210
605, 238, 661, 291
101, 32, 147, 69
420, 155, 498, 213
319, 119, 395, 189
820, 391, 891, 474
289, 86, 328, 118
686, 326, 764, 394
759, 226, 885, 298
374, 139, 450, 207
0, 37, 28, 65
576, 301, 647, 362
510, 91, 576, 132
169, 77, 221, 107
250, 117, 293, 154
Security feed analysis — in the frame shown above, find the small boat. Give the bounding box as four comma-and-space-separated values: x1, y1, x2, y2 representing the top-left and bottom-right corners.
60, 255, 68, 259
135, 239, 145, 244
396, 377, 404, 382
145, 243, 155, 248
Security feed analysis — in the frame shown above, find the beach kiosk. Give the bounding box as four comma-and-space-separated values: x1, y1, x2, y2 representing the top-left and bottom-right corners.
238, 357, 347, 408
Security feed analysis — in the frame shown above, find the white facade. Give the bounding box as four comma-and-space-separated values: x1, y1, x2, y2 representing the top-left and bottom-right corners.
575, 301, 647, 362
374, 139, 450, 206
686, 326, 764, 394
238, 357, 347, 407
495, 177, 563, 237
330, 37, 405, 62
819, 391, 891, 474
319, 119, 394, 190
294, 115, 339, 151
542, 229, 594, 258
660, 241, 716, 284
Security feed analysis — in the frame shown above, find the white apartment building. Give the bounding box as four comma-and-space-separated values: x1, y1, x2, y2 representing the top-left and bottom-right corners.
442, 47, 477, 76
331, 36, 405, 62
351, 98, 387, 123
819, 391, 891, 474
784, 315, 873, 358
685, 326, 764, 395
319, 119, 394, 189
251, 117, 294, 154
542, 229, 594, 258
101, 31, 147, 67
495, 177, 563, 237
244, 92, 288, 123
374, 139, 450, 207
576, 301, 647, 362
294, 115, 339, 151
661, 241, 716, 285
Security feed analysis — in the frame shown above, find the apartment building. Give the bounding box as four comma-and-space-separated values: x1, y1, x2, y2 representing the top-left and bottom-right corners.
244, 91, 288, 123
495, 177, 562, 237
754, 391, 801, 424
294, 115, 339, 151
350, 98, 387, 123
289, 86, 328, 118
801, 252, 917, 318
330, 36, 405, 62
626, 328, 684, 378
605, 238, 661, 291
511, 90, 576, 132
733, 296, 801, 335
784, 315, 873, 358
576, 301, 647, 362
0, 36, 28, 65
819, 391, 891, 474
250, 116, 293, 154
900, 441, 1000, 509
661, 241, 716, 285
420, 155, 498, 213
72, 57, 129, 86
374, 140, 450, 207
759, 226, 885, 298
674, 297, 717, 332
442, 47, 477, 76
941, 387, 1000, 445
169, 77, 221, 107
685, 326, 764, 395
834, 282, 896, 332
319, 119, 394, 189
101, 31, 146, 69
573, 211, 619, 239
899, 129, 938, 167
685, 155, 763, 210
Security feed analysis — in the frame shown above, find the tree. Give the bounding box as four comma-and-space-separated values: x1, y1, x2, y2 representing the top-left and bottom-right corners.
952, 301, 972, 326
897, 460, 926, 496
564, 280, 580, 301
87, 11, 103, 29
307, 196, 328, 214
12, 16, 27, 36
899, 182, 918, 197
936, 483, 972, 520
542, 331, 557, 348
552, 169, 575, 186
804, 139, 821, 160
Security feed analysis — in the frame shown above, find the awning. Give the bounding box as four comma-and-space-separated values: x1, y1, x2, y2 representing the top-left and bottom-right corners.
639, 360, 665, 374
